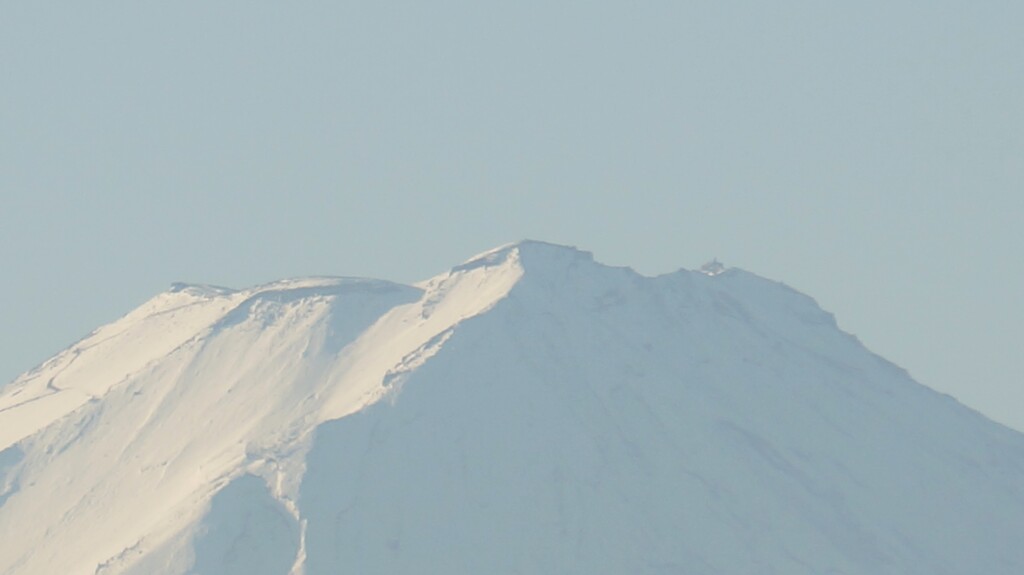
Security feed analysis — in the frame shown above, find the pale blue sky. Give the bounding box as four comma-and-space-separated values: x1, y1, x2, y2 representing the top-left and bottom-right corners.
2, 2, 1022, 429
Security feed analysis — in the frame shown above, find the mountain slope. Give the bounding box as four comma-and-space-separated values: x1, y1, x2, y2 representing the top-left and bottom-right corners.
1, 241, 1023, 574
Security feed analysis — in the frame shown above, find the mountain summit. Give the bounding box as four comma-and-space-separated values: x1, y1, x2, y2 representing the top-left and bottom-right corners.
2, 241, 1023, 574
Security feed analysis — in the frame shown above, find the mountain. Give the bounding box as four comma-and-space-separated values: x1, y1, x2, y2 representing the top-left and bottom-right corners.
1, 241, 1023, 575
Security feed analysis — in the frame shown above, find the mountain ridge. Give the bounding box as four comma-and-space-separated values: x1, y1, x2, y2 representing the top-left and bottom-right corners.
1, 241, 1023, 575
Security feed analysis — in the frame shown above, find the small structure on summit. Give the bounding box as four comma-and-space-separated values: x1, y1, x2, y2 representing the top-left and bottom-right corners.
699, 258, 725, 276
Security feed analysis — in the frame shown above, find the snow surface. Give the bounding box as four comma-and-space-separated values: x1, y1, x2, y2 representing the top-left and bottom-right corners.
1, 240, 1023, 574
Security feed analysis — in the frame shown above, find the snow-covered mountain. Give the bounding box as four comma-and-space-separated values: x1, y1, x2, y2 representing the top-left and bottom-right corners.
2, 241, 1023, 575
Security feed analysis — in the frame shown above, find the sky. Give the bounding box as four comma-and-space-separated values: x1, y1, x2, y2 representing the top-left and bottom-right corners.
2, 2, 1022, 430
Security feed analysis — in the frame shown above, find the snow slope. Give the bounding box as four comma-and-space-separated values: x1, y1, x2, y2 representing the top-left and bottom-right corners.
1, 241, 1023, 574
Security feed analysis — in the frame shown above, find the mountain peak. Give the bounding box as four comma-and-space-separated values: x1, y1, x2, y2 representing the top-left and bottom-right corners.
452, 240, 595, 274
2, 242, 1024, 575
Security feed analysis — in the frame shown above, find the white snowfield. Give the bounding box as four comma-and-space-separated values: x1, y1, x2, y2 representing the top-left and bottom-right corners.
1, 241, 1023, 575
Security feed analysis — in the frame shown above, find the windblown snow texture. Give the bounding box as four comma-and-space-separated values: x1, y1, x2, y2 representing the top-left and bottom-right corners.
1, 241, 1022, 574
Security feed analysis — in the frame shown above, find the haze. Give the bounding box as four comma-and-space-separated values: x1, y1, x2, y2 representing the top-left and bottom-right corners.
1, 2, 1022, 429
